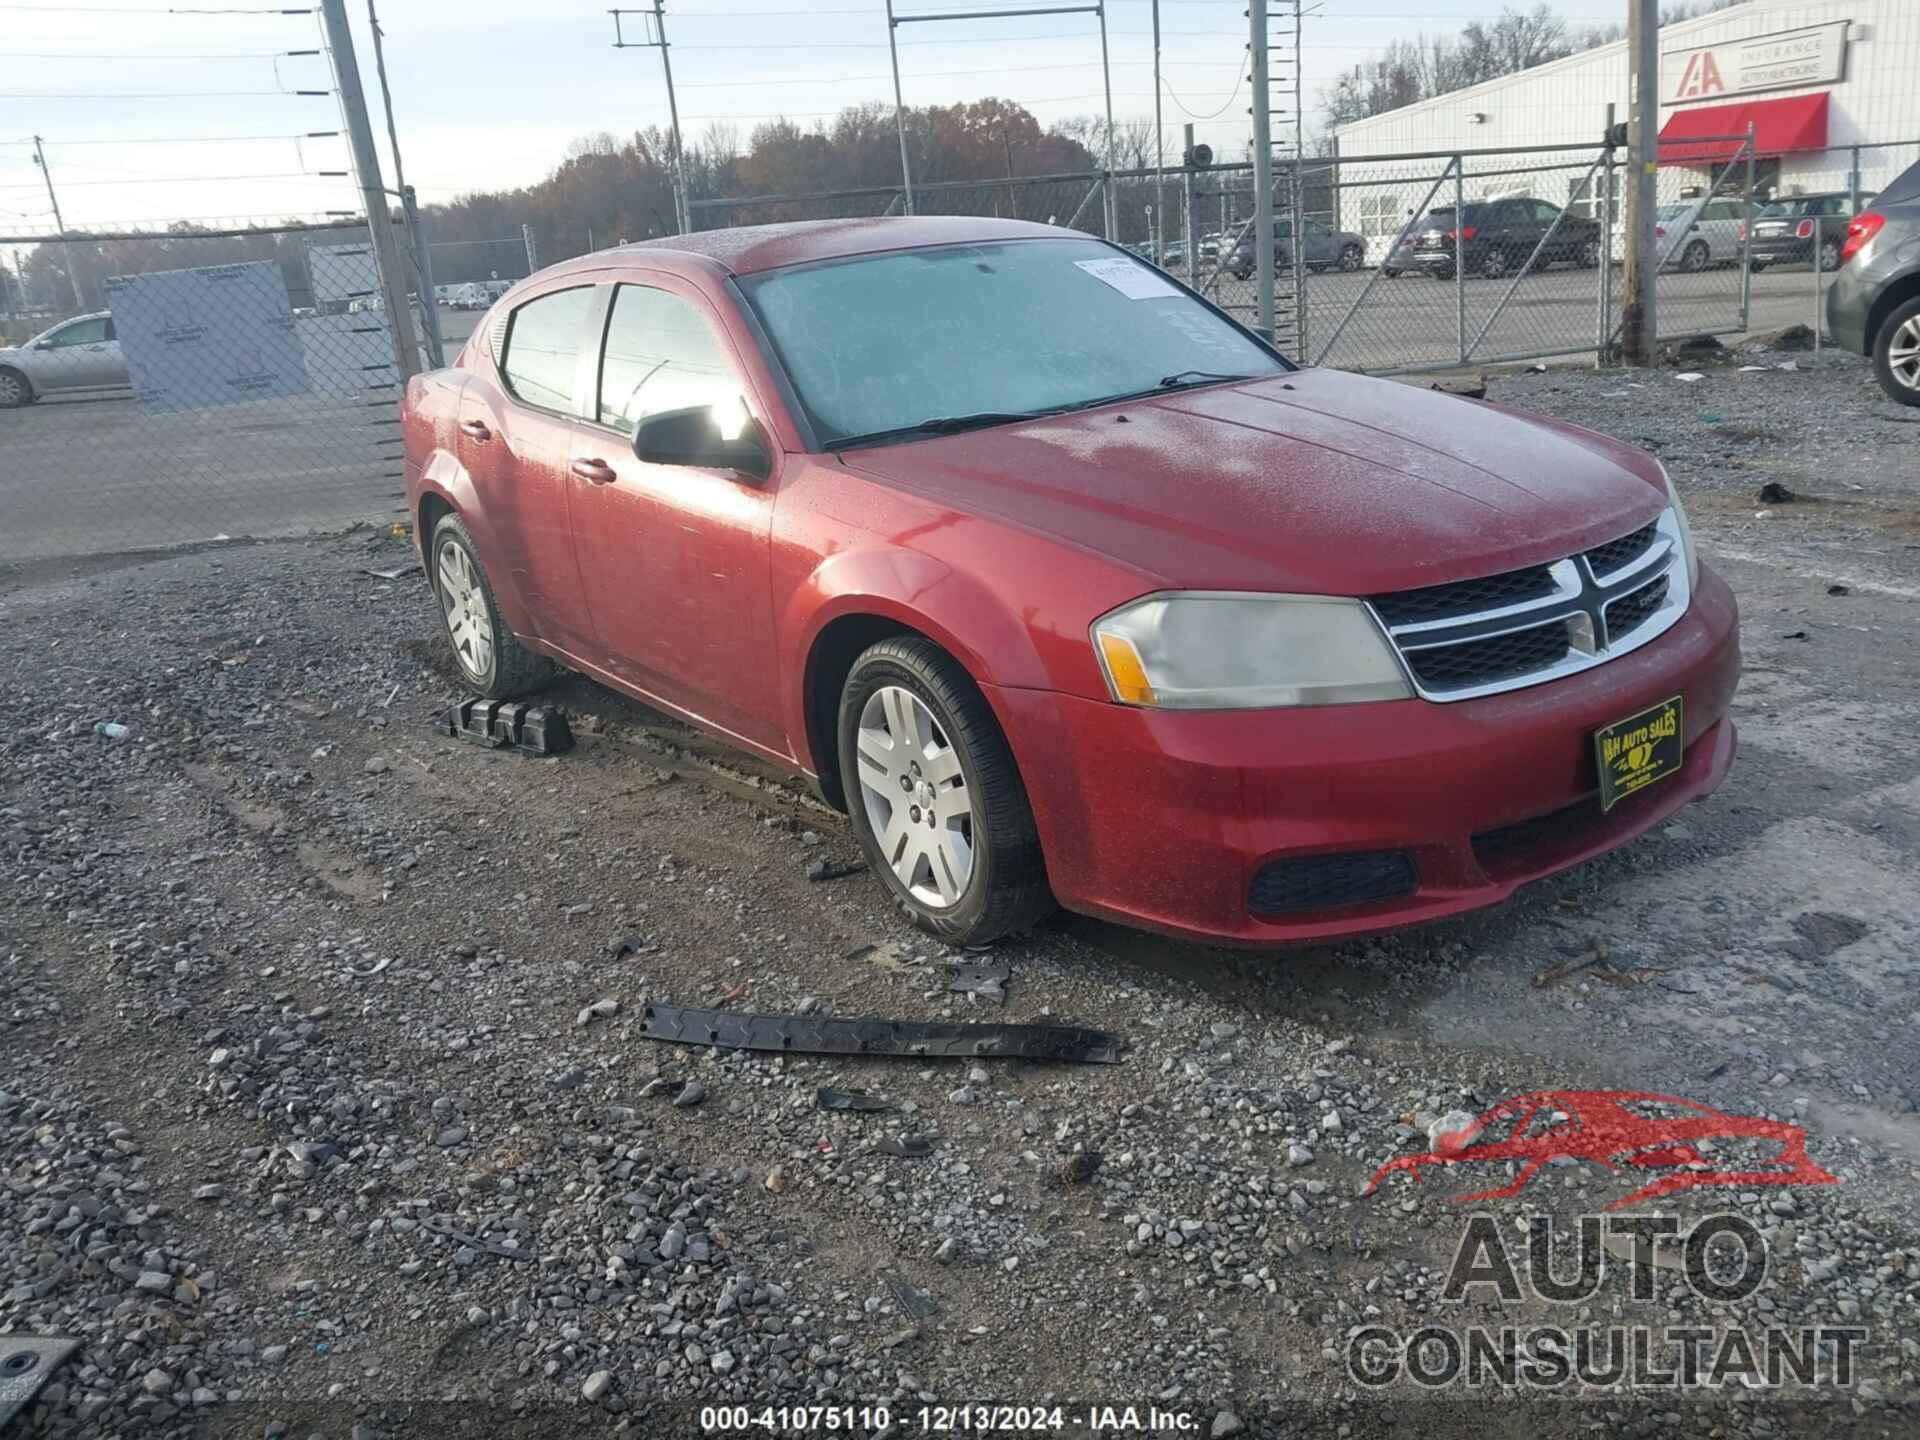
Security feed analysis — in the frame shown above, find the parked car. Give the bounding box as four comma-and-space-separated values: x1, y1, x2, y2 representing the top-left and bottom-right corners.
1827, 157, 1920, 406
0, 311, 127, 407
1159, 241, 1187, 270
448, 283, 488, 309
402, 216, 1737, 947
1379, 232, 1418, 278
1409, 197, 1602, 280
1228, 217, 1366, 279
1746, 192, 1861, 272
1650, 195, 1748, 272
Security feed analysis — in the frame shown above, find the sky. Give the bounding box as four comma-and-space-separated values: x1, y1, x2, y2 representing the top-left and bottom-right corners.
0, 0, 1640, 235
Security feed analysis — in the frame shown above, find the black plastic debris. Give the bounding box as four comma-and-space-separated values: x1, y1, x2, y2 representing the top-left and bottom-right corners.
884, 1272, 939, 1320
1827, 583, 1850, 596
1757, 481, 1796, 504
877, 1135, 937, 1158
421, 1216, 538, 1262
0, 1337, 79, 1430
947, 959, 1010, 1004
435, 697, 573, 756
642, 1003, 1123, 1064
806, 857, 868, 882
609, 934, 648, 959
816, 1086, 892, 1112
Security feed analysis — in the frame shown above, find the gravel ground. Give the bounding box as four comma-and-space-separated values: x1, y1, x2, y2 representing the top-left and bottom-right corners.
3, 341, 1918, 1439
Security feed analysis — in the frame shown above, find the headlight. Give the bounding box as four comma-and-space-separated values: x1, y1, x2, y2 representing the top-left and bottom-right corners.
1092, 592, 1413, 709
1661, 465, 1700, 587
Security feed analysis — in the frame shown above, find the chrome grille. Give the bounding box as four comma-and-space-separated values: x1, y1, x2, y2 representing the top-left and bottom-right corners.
1368, 509, 1689, 702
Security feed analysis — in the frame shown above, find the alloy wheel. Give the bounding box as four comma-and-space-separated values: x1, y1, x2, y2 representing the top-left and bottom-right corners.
1820, 238, 1841, 272
1682, 241, 1708, 273
1481, 248, 1508, 279
1889, 316, 1920, 393
855, 684, 975, 909
0, 371, 25, 407
436, 538, 495, 683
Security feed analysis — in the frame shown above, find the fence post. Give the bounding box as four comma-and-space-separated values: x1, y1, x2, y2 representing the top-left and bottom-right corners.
1598, 106, 1615, 366
1849, 144, 1861, 216
1453, 158, 1467, 366
401, 187, 445, 370
1740, 125, 1755, 336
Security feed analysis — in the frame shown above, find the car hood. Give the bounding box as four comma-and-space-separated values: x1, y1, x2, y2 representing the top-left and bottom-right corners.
836, 368, 1669, 595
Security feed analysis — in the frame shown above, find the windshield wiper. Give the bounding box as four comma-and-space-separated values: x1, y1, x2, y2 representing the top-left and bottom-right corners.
829, 409, 1053, 451
1156, 369, 1255, 389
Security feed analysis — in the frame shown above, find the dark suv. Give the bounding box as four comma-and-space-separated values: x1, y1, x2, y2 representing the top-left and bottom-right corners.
1747, 192, 1862, 272
1410, 198, 1602, 280
1827, 158, 1920, 406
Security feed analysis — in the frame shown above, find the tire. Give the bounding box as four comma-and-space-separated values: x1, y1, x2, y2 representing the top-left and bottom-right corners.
1382, 267, 1401, 280
1432, 265, 1456, 281
1479, 246, 1509, 280
429, 513, 555, 698
1750, 261, 1769, 273
1578, 237, 1601, 269
1339, 244, 1362, 272
0, 367, 33, 408
837, 636, 1052, 946
1680, 240, 1709, 274
1819, 237, 1841, 273
1872, 297, 1920, 408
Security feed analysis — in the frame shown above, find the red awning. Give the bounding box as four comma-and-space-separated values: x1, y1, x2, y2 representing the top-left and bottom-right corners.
1658, 92, 1828, 164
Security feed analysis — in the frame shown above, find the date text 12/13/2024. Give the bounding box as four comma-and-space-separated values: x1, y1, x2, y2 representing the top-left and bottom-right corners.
701, 1404, 1205, 1432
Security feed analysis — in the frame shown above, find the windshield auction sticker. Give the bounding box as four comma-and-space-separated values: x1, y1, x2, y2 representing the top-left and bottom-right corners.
1073, 257, 1182, 301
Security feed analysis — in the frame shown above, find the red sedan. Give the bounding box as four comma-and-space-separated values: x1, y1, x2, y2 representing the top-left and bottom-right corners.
401, 216, 1738, 948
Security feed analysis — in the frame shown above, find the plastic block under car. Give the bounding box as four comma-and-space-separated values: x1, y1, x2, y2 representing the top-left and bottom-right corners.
436, 697, 573, 756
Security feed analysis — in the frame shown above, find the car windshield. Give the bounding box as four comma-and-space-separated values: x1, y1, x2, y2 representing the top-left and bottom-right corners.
739, 237, 1288, 448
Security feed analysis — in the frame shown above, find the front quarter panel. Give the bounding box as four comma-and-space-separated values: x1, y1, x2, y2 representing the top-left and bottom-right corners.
771, 457, 1154, 776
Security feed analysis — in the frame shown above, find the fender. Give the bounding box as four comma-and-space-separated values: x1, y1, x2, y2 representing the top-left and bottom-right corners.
778, 544, 1052, 779
414, 446, 543, 643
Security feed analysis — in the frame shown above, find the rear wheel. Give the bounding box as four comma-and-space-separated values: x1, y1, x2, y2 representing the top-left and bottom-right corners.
1872, 298, 1920, 408
1338, 244, 1362, 271
430, 514, 555, 698
1578, 237, 1601, 269
1818, 236, 1842, 272
1479, 246, 1510, 280
838, 636, 1051, 945
0, 367, 32, 408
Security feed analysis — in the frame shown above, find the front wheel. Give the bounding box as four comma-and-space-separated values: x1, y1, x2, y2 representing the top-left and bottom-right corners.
0, 367, 33, 408
838, 637, 1052, 945
1873, 298, 1920, 408
1338, 244, 1363, 271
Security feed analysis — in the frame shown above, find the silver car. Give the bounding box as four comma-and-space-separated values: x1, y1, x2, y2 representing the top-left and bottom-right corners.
0, 311, 127, 407
1826, 156, 1920, 407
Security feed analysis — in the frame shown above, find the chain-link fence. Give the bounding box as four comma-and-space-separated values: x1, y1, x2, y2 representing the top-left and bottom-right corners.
0, 217, 418, 562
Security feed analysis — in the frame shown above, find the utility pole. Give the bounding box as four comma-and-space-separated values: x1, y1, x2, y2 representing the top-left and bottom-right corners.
31, 137, 85, 311
1151, 0, 1164, 266
1097, 0, 1118, 240
1249, 2, 1275, 338
319, 0, 420, 380
1621, 0, 1659, 366
522, 223, 539, 274
884, 0, 914, 215
364, 0, 442, 366
611, 3, 690, 234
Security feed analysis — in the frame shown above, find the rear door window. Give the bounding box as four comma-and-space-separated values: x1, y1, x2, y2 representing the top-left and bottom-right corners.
500, 286, 596, 413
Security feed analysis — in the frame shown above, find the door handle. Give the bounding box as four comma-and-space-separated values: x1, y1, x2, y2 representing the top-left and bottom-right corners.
458, 419, 492, 442
570, 457, 616, 485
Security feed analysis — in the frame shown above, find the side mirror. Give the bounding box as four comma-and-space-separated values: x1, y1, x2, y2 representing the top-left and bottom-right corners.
632, 398, 770, 481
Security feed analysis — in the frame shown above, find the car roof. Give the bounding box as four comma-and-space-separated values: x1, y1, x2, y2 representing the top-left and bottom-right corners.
553, 216, 1077, 281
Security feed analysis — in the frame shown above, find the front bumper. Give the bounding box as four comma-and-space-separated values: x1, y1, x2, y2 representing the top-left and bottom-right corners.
989, 561, 1740, 946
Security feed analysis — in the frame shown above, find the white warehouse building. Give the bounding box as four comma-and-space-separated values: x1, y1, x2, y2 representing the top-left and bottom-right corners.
1330, 0, 1920, 264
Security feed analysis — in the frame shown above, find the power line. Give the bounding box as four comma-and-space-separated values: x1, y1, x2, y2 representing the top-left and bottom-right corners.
1159, 66, 1248, 121
2, 90, 330, 99
33, 133, 341, 146
0, 172, 344, 188
9, 51, 292, 59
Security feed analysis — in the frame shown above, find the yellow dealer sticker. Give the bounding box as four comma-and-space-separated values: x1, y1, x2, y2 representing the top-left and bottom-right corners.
1595, 694, 1683, 812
